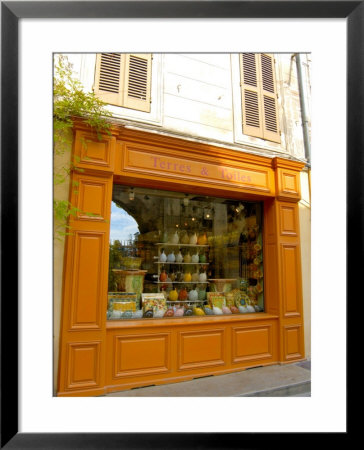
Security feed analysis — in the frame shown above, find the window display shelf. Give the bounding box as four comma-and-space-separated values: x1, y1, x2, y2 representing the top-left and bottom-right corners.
154, 281, 209, 284
154, 261, 209, 265
155, 243, 209, 247
166, 299, 205, 303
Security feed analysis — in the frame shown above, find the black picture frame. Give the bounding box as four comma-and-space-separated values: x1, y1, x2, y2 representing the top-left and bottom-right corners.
1, 1, 358, 448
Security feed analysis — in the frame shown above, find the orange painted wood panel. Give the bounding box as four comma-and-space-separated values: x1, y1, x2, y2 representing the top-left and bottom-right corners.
114, 140, 276, 198
178, 329, 225, 370
73, 174, 112, 222
68, 231, 107, 330
66, 341, 101, 390
281, 243, 302, 318
112, 333, 171, 378
231, 324, 274, 364
279, 204, 299, 236
282, 324, 304, 361
73, 129, 115, 172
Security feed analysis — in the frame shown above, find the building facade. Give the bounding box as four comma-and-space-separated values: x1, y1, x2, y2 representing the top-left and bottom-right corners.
54, 53, 311, 396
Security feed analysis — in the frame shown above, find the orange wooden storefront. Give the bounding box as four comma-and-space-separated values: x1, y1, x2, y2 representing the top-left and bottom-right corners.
57, 120, 306, 397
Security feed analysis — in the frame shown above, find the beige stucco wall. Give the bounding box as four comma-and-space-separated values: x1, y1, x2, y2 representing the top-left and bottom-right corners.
299, 170, 311, 359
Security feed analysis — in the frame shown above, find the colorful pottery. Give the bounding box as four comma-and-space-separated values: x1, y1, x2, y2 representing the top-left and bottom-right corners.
213, 306, 223, 315
199, 271, 207, 282
230, 306, 239, 314
184, 251, 191, 263
143, 309, 154, 318
176, 251, 183, 263
189, 232, 198, 245
164, 308, 174, 317
246, 304, 255, 313
132, 309, 143, 319
193, 307, 205, 316
167, 252, 176, 262
175, 307, 184, 317
178, 287, 188, 300
222, 306, 232, 314
238, 305, 249, 313
170, 230, 179, 244
199, 253, 206, 263
159, 270, 168, 282
191, 251, 199, 263
121, 310, 133, 319
191, 272, 199, 282
183, 272, 192, 282
188, 288, 198, 301
154, 309, 166, 318
204, 307, 214, 315
197, 233, 207, 245
181, 231, 190, 244
197, 288, 206, 300
184, 308, 193, 316
169, 288, 178, 301
159, 250, 167, 262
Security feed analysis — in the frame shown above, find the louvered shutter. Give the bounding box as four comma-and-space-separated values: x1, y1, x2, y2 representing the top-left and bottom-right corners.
260, 54, 280, 143
94, 53, 124, 106
240, 53, 280, 143
240, 53, 264, 139
123, 54, 152, 112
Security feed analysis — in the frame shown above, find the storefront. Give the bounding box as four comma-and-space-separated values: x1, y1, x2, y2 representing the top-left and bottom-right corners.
57, 120, 306, 397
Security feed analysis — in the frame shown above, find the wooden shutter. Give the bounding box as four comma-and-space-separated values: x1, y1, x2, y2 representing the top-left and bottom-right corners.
240, 53, 280, 143
260, 54, 280, 143
240, 53, 264, 139
94, 53, 152, 112
94, 53, 124, 106
123, 54, 152, 112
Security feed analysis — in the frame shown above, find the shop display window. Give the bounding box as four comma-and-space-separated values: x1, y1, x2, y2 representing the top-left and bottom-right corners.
107, 185, 264, 320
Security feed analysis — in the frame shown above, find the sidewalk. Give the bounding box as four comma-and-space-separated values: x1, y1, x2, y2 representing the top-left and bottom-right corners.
104, 360, 311, 397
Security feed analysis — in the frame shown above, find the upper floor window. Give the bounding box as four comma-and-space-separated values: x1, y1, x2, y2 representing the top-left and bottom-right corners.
240, 53, 280, 143
94, 53, 152, 113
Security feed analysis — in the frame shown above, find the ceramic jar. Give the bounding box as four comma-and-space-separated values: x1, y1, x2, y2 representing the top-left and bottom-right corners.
159, 270, 168, 282
183, 272, 192, 282
189, 232, 198, 245
191, 272, 199, 282
197, 233, 207, 245
191, 251, 199, 263
169, 288, 178, 301
178, 287, 188, 300
176, 250, 183, 263
199, 271, 207, 283
170, 230, 179, 244
199, 253, 206, 263
159, 250, 167, 262
167, 251, 176, 263
188, 288, 198, 301
181, 231, 190, 245
184, 251, 191, 263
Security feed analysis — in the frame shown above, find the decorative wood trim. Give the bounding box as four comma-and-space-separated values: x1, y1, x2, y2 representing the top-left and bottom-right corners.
231, 324, 273, 364
112, 333, 171, 378
282, 324, 304, 361
65, 341, 101, 390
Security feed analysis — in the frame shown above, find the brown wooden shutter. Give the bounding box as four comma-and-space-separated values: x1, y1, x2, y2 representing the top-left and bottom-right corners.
260, 54, 280, 143
94, 53, 124, 106
240, 53, 280, 143
240, 53, 264, 139
123, 54, 152, 112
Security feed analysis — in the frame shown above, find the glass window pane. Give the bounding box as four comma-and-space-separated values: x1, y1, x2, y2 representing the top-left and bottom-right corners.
107, 185, 264, 320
